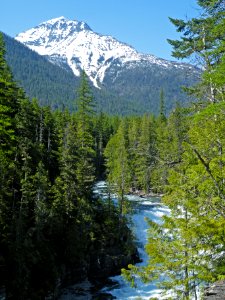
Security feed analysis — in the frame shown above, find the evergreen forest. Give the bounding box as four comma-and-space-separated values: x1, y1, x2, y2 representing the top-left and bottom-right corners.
0, 39, 137, 299
1, 0, 225, 299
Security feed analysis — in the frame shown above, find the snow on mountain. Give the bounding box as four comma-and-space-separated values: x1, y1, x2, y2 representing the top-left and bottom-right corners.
15, 17, 180, 88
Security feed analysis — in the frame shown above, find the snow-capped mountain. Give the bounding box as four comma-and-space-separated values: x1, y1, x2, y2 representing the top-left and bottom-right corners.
16, 16, 183, 88
11, 17, 200, 115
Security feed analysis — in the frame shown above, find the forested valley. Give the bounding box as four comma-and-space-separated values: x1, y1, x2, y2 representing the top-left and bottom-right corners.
1, 0, 225, 299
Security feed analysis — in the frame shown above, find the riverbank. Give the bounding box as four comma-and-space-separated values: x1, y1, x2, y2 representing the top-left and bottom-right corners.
57, 231, 140, 299
55, 228, 140, 298
59, 278, 117, 300
55, 182, 141, 299
128, 188, 164, 198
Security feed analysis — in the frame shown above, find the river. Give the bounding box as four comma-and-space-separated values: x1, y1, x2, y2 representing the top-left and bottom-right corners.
96, 181, 170, 300
59, 181, 170, 299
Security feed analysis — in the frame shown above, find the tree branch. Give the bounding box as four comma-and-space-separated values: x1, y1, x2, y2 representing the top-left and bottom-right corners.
188, 143, 225, 202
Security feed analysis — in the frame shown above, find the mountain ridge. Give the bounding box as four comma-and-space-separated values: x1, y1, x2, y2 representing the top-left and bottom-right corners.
15, 17, 194, 88
3, 17, 200, 115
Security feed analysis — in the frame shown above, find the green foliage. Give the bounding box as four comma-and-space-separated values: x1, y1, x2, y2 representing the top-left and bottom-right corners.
104, 119, 131, 217
119, 103, 225, 299
118, 3, 225, 296
135, 115, 157, 192
0, 37, 135, 298
104, 106, 188, 195
75, 71, 96, 197
168, 0, 225, 103
93, 112, 117, 179
105, 9, 225, 294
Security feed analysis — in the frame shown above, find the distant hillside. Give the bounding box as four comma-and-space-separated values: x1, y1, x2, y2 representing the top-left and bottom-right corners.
3, 28, 200, 115
102, 59, 199, 114
3, 33, 79, 110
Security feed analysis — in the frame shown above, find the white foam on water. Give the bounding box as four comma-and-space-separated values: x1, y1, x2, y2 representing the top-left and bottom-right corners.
99, 185, 170, 299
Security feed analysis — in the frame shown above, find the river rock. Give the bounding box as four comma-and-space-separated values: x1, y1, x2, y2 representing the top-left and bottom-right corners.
204, 280, 225, 299
89, 250, 139, 280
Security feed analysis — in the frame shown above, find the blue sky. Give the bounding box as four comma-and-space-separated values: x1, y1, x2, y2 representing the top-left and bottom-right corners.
1, 0, 200, 61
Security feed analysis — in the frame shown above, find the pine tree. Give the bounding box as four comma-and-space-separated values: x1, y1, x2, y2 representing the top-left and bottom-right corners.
104, 119, 131, 218
76, 71, 96, 198
159, 88, 166, 121
52, 118, 79, 216
93, 112, 114, 179
151, 112, 168, 192
127, 117, 141, 191
0, 32, 21, 152
0, 33, 26, 298
135, 115, 156, 193
167, 0, 225, 102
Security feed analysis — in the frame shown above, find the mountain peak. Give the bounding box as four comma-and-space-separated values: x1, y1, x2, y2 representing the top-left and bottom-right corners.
16, 16, 92, 42
16, 17, 181, 88
39, 16, 92, 32
43, 16, 68, 24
